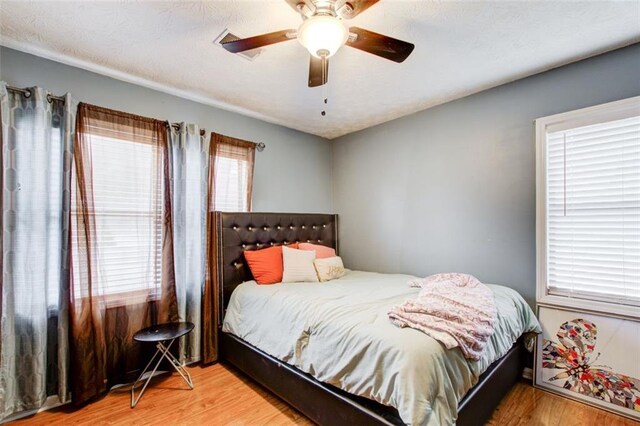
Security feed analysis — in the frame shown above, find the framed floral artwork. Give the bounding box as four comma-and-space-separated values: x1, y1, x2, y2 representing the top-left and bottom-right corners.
534, 305, 640, 420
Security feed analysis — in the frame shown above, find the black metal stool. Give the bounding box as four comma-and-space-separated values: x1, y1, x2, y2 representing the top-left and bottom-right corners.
131, 321, 195, 408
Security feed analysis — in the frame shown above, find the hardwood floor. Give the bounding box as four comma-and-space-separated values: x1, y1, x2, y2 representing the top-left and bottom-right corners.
488, 380, 638, 426
13, 364, 636, 425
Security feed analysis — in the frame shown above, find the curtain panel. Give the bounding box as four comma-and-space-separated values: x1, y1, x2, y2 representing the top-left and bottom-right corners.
167, 123, 209, 364
69, 103, 178, 404
0, 83, 75, 420
202, 132, 256, 364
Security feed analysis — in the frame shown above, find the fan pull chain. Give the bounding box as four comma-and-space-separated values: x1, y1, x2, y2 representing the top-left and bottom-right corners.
321, 55, 328, 117
321, 84, 328, 116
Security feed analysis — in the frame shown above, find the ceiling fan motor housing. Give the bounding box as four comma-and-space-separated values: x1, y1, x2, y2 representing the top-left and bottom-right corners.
296, 0, 355, 19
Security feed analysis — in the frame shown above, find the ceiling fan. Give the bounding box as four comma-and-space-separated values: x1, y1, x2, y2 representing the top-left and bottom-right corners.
221, 0, 415, 87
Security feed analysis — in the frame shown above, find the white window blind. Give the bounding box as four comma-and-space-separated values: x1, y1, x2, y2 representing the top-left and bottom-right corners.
46, 126, 64, 307
545, 115, 640, 307
213, 141, 254, 212
72, 134, 163, 299
214, 156, 250, 211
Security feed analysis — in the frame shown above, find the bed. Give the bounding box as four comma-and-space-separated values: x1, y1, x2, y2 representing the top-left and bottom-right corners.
215, 212, 540, 425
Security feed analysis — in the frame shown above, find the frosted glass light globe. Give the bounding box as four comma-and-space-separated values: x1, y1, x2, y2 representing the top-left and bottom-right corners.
297, 15, 348, 58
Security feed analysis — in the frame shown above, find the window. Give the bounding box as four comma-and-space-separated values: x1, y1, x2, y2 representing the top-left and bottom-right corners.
536, 97, 640, 318
214, 155, 251, 211
212, 133, 256, 212
71, 106, 166, 301
11, 97, 66, 311
46, 115, 64, 308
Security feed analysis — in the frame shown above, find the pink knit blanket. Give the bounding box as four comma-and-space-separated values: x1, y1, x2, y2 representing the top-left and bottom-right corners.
388, 273, 497, 360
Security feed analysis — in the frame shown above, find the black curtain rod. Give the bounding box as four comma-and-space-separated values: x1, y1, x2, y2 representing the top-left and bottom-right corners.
6, 85, 265, 151
7, 85, 65, 103
166, 122, 207, 137
166, 123, 265, 151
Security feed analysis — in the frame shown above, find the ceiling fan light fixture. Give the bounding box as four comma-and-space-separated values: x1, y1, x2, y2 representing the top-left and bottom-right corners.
297, 15, 348, 58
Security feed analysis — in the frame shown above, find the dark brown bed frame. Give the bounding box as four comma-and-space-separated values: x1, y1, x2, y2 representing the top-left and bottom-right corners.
215, 212, 525, 425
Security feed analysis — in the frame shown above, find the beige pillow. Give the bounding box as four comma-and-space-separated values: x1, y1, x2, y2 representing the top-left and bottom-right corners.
282, 246, 319, 283
313, 256, 347, 282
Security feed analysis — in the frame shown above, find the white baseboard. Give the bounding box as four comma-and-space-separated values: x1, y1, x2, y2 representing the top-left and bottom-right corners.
522, 367, 534, 381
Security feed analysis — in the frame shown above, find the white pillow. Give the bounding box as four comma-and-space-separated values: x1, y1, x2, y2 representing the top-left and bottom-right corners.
314, 256, 347, 282
282, 246, 319, 283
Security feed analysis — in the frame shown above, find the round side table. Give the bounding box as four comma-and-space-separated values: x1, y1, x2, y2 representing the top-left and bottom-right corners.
131, 321, 195, 408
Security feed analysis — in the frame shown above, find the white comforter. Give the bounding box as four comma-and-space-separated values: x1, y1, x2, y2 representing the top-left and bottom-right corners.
222, 271, 540, 425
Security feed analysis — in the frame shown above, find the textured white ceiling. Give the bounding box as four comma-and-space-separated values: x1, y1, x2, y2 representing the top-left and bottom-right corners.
1, 1, 639, 139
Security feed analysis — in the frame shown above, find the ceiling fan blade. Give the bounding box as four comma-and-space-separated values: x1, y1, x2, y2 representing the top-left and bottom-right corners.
346, 27, 414, 63
337, 0, 380, 19
221, 29, 296, 53
308, 55, 329, 87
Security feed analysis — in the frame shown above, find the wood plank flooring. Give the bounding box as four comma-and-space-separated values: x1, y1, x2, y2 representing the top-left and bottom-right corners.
12, 363, 636, 425
487, 380, 638, 426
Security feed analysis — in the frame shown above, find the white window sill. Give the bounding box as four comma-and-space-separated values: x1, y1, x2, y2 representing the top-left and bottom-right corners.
537, 294, 640, 320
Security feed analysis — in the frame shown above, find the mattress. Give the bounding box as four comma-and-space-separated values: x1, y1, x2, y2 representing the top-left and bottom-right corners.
222, 271, 541, 425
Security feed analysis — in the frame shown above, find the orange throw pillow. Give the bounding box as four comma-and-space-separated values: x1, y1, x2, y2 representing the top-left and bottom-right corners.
244, 246, 284, 284
298, 243, 336, 259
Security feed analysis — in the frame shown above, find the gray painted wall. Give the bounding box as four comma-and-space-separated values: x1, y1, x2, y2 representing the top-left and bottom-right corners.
2, 44, 640, 306
332, 43, 640, 306
0, 46, 333, 213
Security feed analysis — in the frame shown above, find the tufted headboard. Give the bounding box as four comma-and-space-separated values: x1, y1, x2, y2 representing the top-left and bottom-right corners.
215, 212, 338, 321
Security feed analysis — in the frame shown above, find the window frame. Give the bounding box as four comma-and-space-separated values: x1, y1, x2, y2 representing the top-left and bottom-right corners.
535, 96, 640, 319
210, 132, 256, 213
71, 121, 166, 304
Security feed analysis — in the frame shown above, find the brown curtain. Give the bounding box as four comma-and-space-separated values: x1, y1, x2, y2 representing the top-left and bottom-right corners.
202, 132, 256, 364
69, 103, 178, 404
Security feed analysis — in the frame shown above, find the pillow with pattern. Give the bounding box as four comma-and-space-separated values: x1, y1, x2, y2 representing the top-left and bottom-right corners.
313, 256, 347, 282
